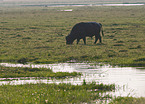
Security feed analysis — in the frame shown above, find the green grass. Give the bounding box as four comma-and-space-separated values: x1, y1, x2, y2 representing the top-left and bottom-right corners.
0, 82, 115, 104
110, 97, 145, 104
0, 6, 145, 66
0, 65, 81, 78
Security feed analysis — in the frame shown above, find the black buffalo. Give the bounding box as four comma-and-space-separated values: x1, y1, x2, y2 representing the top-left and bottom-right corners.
66, 22, 104, 44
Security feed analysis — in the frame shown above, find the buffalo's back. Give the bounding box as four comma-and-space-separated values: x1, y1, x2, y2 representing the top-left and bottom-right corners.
70, 22, 100, 38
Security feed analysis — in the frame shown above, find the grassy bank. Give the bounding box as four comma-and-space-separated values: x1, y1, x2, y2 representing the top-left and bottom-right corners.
0, 6, 145, 66
0, 82, 115, 104
0, 65, 81, 79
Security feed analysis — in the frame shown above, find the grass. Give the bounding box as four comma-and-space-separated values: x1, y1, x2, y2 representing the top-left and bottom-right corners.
0, 6, 145, 66
110, 97, 145, 104
0, 82, 115, 104
0, 65, 81, 79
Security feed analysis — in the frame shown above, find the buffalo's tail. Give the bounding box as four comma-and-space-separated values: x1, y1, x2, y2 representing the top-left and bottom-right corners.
101, 28, 104, 37
99, 23, 104, 37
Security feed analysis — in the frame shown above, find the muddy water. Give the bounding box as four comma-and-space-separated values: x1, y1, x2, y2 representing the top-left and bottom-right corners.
0, 63, 145, 97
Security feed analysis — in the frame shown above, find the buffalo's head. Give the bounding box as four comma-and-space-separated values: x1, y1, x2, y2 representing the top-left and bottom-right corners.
66, 35, 73, 44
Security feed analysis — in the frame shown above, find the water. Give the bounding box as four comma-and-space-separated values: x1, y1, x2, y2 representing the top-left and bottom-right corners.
0, 62, 145, 97
102, 4, 144, 6
22, 3, 144, 7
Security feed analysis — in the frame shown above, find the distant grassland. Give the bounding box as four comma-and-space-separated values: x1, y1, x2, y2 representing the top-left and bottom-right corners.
0, 6, 145, 66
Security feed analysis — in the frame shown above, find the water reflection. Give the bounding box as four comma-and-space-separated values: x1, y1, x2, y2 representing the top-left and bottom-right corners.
0, 63, 145, 97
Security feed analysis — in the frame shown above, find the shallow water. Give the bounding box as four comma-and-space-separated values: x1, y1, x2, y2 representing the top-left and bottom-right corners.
0, 62, 145, 97
102, 4, 144, 6
22, 3, 144, 7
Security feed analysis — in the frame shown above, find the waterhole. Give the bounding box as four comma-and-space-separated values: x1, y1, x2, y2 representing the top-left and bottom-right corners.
0, 62, 145, 97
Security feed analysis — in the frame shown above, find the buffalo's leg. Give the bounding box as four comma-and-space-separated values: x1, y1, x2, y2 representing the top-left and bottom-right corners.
94, 36, 99, 44
99, 35, 102, 43
77, 39, 80, 44
94, 34, 102, 44
83, 37, 86, 44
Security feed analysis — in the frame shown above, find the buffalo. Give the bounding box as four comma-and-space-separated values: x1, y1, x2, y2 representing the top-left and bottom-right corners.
66, 22, 104, 44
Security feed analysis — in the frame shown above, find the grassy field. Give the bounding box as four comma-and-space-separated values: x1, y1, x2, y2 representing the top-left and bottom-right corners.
0, 5, 145, 66
0, 82, 115, 104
